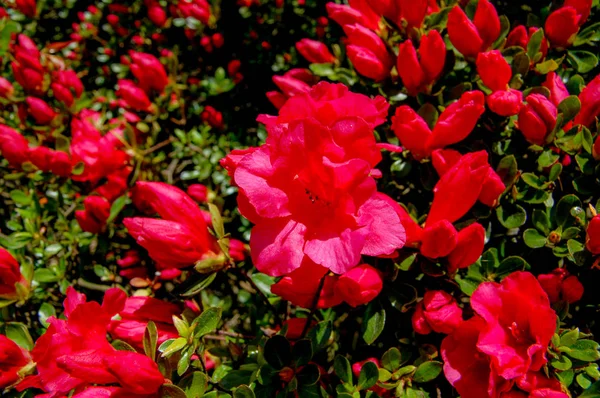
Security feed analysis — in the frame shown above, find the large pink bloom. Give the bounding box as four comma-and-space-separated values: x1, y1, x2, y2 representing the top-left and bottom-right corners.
18, 288, 164, 397
223, 83, 405, 276
441, 272, 558, 398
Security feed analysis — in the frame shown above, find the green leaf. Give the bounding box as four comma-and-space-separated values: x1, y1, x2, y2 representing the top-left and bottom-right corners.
357, 361, 379, 390
180, 273, 217, 297
523, 229, 547, 248
566, 340, 600, 362
413, 361, 443, 383
0, 20, 21, 56
532, 209, 551, 235
208, 203, 225, 238
561, 329, 580, 347
193, 307, 222, 338
233, 386, 255, 398
107, 195, 129, 224
334, 355, 353, 384
538, 150, 560, 168
527, 28, 545, 60
521, 173, 548, 189
558, 96, 582, 124
178, 372, 209, 398
580, 380, 600, 397
550, 355, 572, 371
381, 347, 402, 372
34, 268, 59, 283
144, 321, 158, 361
568, 50, 599, 73
307, 321, 332, 353
10, 190, 31, 206
297, 363, 321, 386
220, 370, 253, 391
574, 22, 600, 46
578, 374, 593, 390
496, 204, 527, 229
496, 155, 518, 189
264, 335, 291, 369
362, 303, 386, 345
496, 256, 530, 278
160, 337, 187, 358
160, 384, 188, 398
112, 339, 138, 352
556, 195, 582, 227
5, 322, 34, 350
292, 339, 313, 367
38, 302, 56, 328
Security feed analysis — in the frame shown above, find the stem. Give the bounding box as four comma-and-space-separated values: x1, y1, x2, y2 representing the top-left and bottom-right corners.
300, 275, 327, 338
77, 278, 112, 292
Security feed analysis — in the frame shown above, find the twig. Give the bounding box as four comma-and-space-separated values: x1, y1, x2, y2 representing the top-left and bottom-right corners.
301, 275, 327, 338
142, 137, 175, 155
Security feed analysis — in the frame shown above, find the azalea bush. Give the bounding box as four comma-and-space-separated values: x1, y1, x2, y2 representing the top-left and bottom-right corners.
2, 0, 600, 397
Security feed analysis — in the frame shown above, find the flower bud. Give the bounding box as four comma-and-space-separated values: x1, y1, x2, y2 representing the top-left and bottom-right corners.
542, 72, 570, 107
447, 223, 486, 273
421, 220, 458, 259
518, 94, 558, 145
25, 97, 57, 125
295, 39, 336, 64
586, 215, 600, 254
335, 264, 383, 307
412, 290, 462, 334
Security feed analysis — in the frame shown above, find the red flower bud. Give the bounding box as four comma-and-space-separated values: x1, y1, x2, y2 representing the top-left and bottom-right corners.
0, 124, 30, 167
518, 94, 557, 145
344, 24, 392, 81
326, 3, 379, 32
479, 167, 505, 207
427, 151, 490, 224
0, 334, 30, 388
398, 0, 428, 29
506, 25, 528, 49
272, 75, 311, 97
116, 79, 152, 111
412, 290, 462, 334
574, 74, 600, 127
542, 72, 570, 107
391, 105, 431, 160
427, 90, 485, 151
187, 184, 209, 203
0, 247, 27, 300
296, 38, 335, 64
28, 146, 72, 176
421, 220, 458, 259
75, 196, 111, 234
538, 268, 584, 304
447, 0, 500, 58
447, 223, 486, 273
545, 7, 580, 48
476, 50, 511, 92
486, 89, 523, 117
147, 2, 167, 27
15, 0, 37, 17
0, 77, 14, 98
397, 30, 445, 95
271, 260, 342, 308
129, 51, 169, 94
335, 264, 383, 307
586, 215, 600, 254
25, 97, 57, 125
565, 0, 592, 24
